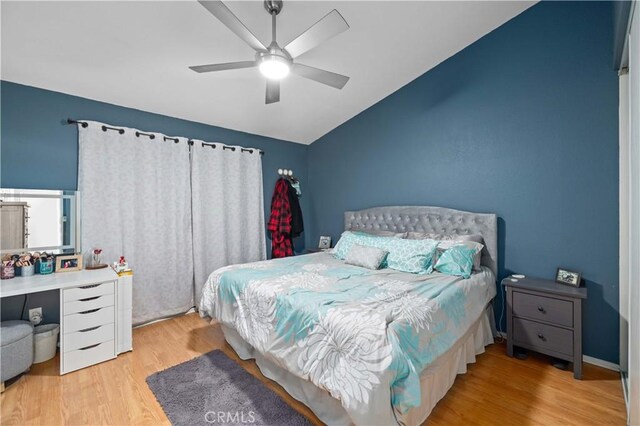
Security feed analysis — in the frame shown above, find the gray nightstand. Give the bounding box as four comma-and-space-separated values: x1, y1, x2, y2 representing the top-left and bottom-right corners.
304, 248, 333, 254
504, 276, 587, 379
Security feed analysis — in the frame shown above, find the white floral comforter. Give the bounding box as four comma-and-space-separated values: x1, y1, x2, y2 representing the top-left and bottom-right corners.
199, 252, 496, 425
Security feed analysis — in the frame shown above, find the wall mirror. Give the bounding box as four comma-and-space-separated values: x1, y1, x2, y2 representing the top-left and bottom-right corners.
0, 189, 80, 254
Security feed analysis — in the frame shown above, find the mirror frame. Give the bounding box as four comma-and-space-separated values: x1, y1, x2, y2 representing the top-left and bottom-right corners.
0, 190, 81, 255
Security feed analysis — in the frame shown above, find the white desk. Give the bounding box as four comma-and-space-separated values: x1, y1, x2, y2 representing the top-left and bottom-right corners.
0, 268, 132, 374
0, 269, 118, 298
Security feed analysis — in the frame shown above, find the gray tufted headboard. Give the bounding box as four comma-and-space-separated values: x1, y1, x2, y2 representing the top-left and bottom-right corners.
344, 206, 498, 277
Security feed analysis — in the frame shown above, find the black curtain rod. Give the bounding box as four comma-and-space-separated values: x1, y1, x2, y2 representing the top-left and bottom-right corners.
64, 118, 264, 155
195, 141, 263, 155
135, 131, 155, 140
66, 118, 88, 128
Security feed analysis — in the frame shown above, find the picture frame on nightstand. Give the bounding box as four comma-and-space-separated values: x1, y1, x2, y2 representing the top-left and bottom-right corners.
318, 236, 331, 249
555, 267, 582, 287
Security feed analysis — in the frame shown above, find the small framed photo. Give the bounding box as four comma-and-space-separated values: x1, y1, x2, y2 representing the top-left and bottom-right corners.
318, 236, 332, 250
55, 254, 83, 272
555, 267, 582, 287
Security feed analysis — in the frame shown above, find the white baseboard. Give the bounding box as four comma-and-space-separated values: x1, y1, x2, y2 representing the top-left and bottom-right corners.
621, 373, 629, 419
134, 307, 197, 329
583, 355, 620, 372
495, 331, 620, 371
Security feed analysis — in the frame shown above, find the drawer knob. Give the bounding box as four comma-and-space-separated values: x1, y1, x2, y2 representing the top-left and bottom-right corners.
537, 333, 545, 341
537, 306, 545, 313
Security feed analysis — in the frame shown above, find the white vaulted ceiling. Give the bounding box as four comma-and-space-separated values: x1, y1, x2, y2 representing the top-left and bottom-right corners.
1, 1, 535, 144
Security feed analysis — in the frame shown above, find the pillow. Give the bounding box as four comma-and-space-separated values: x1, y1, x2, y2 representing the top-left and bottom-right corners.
354, 229, 407, 238
345, 244, 389, 270
370, 237, 439, 274
406, 232, 484, 271
434, 244, 479, 279
405, 232, 442, 240
333, 231, 378, 260
436, 238, 484, 271
333, 231, 438, 273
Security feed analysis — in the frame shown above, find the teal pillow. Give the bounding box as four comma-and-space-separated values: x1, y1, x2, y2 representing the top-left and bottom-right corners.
376, 238, 438, 274
333, 231, 382, 260
434, 244, 476, 279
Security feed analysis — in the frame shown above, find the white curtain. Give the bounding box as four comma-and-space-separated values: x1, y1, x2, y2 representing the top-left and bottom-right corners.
79, 121, 194, 324
191, 141, 266, 302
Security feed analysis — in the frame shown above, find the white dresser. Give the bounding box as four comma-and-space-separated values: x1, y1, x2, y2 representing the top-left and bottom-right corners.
0, 268, 133, 375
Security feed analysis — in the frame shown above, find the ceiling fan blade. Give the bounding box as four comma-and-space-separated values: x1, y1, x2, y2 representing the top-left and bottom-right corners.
198, 0, 266, 52
284, 9, 349, 58
266, 80, 280, 104
189, 61, 256, 73
291, 63, 349, 89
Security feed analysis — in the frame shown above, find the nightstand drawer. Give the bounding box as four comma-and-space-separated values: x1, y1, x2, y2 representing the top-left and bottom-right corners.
513, 291, 573, 327
513, 318, 573, 357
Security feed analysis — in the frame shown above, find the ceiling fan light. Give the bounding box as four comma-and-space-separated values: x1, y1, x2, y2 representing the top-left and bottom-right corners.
259, 56, 290, 80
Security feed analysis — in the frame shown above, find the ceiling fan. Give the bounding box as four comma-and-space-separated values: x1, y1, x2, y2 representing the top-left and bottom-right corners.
190, 0, 350, 104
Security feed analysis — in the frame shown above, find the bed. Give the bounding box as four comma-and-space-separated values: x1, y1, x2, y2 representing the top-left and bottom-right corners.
199, 206, 498, 425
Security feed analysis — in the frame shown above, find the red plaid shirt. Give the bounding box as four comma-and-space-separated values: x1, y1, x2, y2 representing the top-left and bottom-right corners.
268, 179, 293, 258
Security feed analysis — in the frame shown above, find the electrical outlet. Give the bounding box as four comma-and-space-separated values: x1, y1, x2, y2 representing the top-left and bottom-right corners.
28, 307, 43, 325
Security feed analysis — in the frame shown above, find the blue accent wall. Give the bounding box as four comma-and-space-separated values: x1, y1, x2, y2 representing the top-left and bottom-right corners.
307, 2, 620, 363
1, 80, 308, 322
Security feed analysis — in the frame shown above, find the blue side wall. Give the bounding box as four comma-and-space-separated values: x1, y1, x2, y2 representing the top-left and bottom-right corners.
0, 80, 309, 323
306, 1, 620, 363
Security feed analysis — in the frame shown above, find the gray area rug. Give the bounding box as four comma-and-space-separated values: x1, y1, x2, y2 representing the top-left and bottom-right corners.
146, 350, 312, 426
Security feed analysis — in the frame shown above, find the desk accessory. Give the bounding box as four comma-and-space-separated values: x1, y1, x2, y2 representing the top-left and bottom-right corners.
35, 253, 55, 275
86, 248, 108, 270
54, 254, 82, 273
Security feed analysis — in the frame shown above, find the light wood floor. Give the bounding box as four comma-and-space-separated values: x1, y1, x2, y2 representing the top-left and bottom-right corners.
1, 313, 626, 425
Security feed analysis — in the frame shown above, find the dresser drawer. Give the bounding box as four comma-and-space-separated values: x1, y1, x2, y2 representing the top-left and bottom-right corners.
65, 294, 115, 316
513, 318, 573, 357
63, 340, 115, 374
64, 306, 115, 334
63, 282, 114, 302
64, 324, 115, 352
512, 291, 573, 327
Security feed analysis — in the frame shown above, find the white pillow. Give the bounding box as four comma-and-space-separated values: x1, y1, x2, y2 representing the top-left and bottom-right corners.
344, 244, 389, 270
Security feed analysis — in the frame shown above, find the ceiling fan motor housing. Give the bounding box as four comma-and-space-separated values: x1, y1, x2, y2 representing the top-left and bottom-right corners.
257, 42, 292, 62
264, 0, 283, 15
